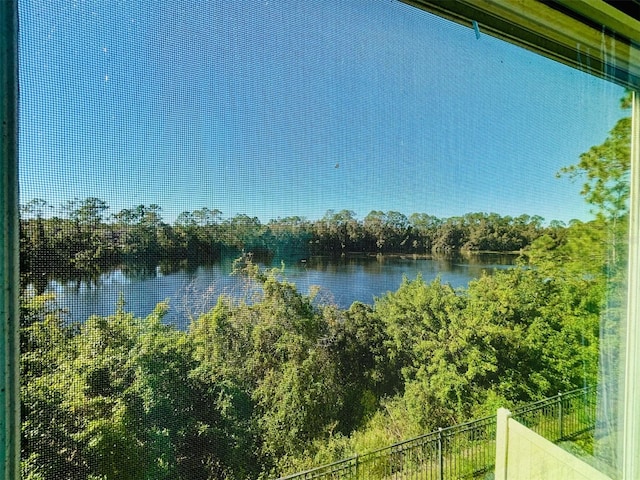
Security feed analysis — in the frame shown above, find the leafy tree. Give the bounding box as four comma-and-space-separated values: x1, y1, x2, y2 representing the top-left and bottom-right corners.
191, 262, 351, 472
408, 212, 440, 253
328, 302, 396, 430
221, 214, 265, 253
20, 199, 54, 287
113, 205, 164, 258
20, 294, 88, 480
432, 216, 468, 252
465, 269, 599, 401
266, 216, 312, 259
558, 95, 631, 222
315, 210, 361, 254
374, 276, 473, 427
58, 197, 114, 270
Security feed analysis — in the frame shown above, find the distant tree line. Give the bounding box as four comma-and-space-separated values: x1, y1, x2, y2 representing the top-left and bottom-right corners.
20, 198, 557, 279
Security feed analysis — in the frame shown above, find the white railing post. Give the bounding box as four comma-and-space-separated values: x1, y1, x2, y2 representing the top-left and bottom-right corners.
494, 408, 511, 480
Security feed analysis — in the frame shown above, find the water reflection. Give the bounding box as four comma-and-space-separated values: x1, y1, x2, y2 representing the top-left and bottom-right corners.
34, 253, 518, 329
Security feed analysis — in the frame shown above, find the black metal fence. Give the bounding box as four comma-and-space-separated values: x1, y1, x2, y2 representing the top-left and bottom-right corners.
277, 386, 596, 480
511, 386, 597, 444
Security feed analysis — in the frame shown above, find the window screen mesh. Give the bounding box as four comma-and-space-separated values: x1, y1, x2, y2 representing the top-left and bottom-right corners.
18, 1, 629, 479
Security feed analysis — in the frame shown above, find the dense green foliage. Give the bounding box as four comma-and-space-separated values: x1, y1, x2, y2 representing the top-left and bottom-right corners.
20, 254, 603, 479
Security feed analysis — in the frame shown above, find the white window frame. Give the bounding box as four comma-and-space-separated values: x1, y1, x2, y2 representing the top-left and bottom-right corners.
623, 90, 640, 479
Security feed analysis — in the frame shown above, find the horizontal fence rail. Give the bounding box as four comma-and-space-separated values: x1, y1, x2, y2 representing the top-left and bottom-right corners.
277, 386, 596, 480
511, 386, 597, 444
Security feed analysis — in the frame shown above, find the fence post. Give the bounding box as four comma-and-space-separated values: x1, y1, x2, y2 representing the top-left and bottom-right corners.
557, 392, 564, 441
438, 427, 444, 480
494, 408, 511, 480
355, 454, 359, 479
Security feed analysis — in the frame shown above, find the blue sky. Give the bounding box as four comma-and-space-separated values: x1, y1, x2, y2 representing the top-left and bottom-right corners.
18, 0, 627, 225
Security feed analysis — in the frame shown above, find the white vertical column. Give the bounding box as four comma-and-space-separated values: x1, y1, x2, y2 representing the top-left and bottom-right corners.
495, 408, 511, 480
622, 90, 640, 479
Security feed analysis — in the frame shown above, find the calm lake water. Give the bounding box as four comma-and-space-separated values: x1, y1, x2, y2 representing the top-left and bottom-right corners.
42, 253, 517, 329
